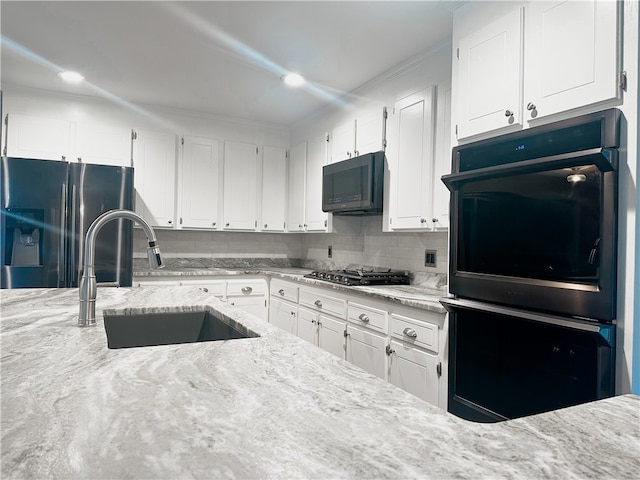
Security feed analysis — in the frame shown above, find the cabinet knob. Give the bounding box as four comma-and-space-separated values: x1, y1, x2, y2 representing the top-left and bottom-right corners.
385, 345, 395, 356
432, 217, 438, 223
167, 220, 173, 224
354, 150, 359, 156
403, 327, 418, 338
504, 109, 513, 117
314, 299, 322, 307
264, 224, 268, 228
278, 289, 285, 296
420, 218, 427, 224
358, 313, 370, 323
212, 222, 216, 226
241, 286, 253, 294
527, 102, 538, 118
226, 223, 230, 227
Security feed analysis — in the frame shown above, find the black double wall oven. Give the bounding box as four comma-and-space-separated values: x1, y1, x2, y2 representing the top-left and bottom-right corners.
441, 109, 620, 423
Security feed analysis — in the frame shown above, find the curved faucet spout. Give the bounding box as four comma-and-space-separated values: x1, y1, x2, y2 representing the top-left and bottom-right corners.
78, 210, 164, 327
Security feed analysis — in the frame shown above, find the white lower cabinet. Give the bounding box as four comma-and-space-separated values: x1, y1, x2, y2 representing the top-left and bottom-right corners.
388, 339, 439, 407
269, 297, 298, 335
267, 279, 446, 409
226, 279, 268, 321
345, 324, 388, 380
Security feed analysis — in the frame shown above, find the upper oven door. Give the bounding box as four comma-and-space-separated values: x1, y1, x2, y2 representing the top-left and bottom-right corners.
443, 144, 618, 322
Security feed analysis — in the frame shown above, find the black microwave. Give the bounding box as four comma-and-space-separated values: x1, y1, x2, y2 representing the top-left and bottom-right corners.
322, 151, 385, 215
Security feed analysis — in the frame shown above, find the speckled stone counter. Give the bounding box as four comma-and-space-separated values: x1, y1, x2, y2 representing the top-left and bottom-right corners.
133, 264, 448, 314
1, 287, 639, 479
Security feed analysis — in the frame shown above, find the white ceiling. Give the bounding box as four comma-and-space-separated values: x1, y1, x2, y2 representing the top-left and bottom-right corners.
1, 1, 454, 126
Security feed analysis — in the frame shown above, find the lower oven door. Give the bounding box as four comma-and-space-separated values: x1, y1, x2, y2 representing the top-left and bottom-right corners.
441, 298, 615, 423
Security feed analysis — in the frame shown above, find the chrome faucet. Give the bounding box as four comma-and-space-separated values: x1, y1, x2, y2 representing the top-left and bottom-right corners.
78, 209, 164, 327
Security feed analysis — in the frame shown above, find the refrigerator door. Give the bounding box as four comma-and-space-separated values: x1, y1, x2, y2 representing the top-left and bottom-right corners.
68, 163, 134, 287
1, 157, 69, 288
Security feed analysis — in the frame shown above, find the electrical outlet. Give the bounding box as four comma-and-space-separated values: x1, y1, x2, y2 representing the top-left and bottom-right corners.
425, 249, 437, 268
328, 245, 333, 258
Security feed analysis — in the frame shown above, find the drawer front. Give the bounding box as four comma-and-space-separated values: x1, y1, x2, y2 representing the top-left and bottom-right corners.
299, 288, 347, 319
390, 313, 438, 353
347, 302, 387, 333
179, 279, 226, 296
269, 279, 299, 303
227, 279, 267, 296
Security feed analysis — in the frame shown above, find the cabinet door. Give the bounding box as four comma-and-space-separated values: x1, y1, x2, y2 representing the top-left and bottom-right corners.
287, 142, 306, 232
223, 140, 258, 230
388, 87, 436, 230
431, 86, 452, 230
304, 132, 329, 231
179, 136, 220, 229
297, 306, 319, 345
330, 120, 355, 164
456, 7, 523, 140
75, 123, 132, 166
228, 296, 267, 322
261, 146, 287, 232
388, 339, 439, 407
269, 297, 298, 335
524, 0, 619, 122
133, 129, 177, 228
318, 314, 346, 359
355, 109, 385, 156
346, 324, 387, 380
4, 113, 70, 161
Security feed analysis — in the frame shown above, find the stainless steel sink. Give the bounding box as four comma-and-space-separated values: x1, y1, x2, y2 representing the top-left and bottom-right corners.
103, 309, 259, 349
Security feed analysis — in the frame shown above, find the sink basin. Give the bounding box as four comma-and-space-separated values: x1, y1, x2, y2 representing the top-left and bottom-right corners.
103, 309, 259, 349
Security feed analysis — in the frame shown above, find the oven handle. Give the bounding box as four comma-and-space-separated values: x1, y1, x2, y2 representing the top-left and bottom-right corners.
442, 147, 617, 191
440, 297, 614, 342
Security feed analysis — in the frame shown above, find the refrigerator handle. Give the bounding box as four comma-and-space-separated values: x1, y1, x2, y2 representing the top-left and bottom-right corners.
59, 184, 67, 287
70, 185, 78, 286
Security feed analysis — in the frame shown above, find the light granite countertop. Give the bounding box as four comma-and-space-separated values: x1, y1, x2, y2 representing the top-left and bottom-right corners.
133, 266, 448, 314
1, 286, 639, 479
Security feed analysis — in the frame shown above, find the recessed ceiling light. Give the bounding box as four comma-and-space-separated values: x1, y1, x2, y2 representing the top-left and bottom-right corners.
281, 72, 305, 87
58, 71, 84, 84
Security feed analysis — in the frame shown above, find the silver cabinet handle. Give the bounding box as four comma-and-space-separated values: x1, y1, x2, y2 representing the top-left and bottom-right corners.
358, 313, 370, 323
314, 299, 322, 307
403, 327, 418, 338
505, 109, 513, 117
527, 102, 537, 111
278, 289, 285, 296
241, 286, 252, 294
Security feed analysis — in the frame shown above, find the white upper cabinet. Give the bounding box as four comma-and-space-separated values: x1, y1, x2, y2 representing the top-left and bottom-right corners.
387, 87, 437, 231
287, 142, 306, 232
524, 0, 620, 122
454, 0, 621, 141
4, 113, 71, 161
4, 114, 132, 166
329, 120, 355, 164
329, 108, 386, 164
178, 136, 220, 229
223, 140, 258, 230
260, 145, 287, 232
304, 132, 330, 232
75, 123, 132, 166
456, 8, 524, 140
132, 129, 178, 228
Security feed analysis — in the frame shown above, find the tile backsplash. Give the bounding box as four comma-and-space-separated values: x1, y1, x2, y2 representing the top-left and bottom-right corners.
133, 216, 449, 275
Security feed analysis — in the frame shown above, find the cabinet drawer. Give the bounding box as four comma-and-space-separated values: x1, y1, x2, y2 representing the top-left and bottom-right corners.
347, 302, 387, 333
270, 279, 299, 303
299, 288, 347, 319
390, 313, 438, 353
227, 279, 267, 296
179, 279, 226, 297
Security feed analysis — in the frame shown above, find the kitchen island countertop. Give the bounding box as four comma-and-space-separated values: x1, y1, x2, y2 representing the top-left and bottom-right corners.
1, 286, 638, 479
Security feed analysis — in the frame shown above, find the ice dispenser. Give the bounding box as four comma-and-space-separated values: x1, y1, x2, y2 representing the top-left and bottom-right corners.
4, 210, 43, 267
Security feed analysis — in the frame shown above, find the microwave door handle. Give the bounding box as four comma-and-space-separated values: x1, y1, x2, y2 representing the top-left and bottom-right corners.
442, 147, 617, 191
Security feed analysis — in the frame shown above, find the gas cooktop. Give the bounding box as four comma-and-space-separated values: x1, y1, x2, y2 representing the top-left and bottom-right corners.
304, 269, 410, 286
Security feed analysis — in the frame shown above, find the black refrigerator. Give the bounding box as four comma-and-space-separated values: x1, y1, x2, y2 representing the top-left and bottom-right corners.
0, 157, 134, 288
